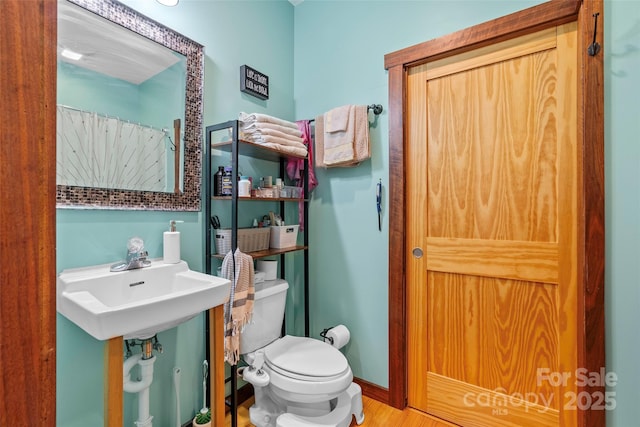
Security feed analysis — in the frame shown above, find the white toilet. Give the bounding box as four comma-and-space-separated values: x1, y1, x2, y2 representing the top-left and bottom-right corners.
239, 279, 365, 427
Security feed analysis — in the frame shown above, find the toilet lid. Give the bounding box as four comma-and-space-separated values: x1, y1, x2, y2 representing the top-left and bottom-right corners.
264, 335, 349, 378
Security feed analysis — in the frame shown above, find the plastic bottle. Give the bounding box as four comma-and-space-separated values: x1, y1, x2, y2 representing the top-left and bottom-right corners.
238, 176, 251, 197
213, 166, 224, 196
221, 166, 233, 196
163, 220, 183, 264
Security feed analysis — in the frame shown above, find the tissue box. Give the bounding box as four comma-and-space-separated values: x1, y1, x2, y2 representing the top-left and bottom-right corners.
269, 225, 299, 249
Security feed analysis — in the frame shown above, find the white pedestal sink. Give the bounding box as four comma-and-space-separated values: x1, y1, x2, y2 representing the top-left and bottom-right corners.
57, 259, 230, 340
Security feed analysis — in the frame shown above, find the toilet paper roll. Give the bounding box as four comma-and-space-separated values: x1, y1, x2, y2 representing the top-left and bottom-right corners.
256, 260, 278, 280
324, 325, 350, 350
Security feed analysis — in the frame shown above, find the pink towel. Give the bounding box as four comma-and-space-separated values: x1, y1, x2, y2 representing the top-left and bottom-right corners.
286, 120, 318, 231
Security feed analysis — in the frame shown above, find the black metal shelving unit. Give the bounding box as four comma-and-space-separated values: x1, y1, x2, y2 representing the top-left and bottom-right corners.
204, 120, 309, 427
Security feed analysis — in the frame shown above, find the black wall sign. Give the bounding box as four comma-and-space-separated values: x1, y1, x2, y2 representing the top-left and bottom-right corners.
240, 65, 269, 100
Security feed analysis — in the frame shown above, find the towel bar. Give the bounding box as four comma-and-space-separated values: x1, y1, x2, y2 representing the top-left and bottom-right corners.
308, 104, 383, 123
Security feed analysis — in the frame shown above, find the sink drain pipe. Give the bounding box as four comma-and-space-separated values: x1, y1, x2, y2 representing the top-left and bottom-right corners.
123, 342, 157, 427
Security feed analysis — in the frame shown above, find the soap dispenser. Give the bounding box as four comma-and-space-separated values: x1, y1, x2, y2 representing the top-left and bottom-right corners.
163, 220, 183, 264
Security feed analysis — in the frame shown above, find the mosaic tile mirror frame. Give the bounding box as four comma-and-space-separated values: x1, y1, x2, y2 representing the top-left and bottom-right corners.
56, 0, 204, 211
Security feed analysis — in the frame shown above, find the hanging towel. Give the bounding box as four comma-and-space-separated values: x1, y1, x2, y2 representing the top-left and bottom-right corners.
333, 104, 370, 168
324, 105, 351, 132
323, 105, 355, 165
314, 114, 326, 168
287, 120, 318, 231
221, 248, 255, 365
353, 105, 371, 162
315, 105, 371, 168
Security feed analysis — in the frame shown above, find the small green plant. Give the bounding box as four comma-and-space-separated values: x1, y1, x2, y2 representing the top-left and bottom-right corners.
195, 408, 211, 424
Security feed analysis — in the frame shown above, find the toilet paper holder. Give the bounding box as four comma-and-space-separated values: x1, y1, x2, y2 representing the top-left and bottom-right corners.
320, 324, 350, 349
320, 327, 335, 345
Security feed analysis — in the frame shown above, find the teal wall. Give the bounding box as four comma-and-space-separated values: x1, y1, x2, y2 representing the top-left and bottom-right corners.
604, 1, 640, 426
293, 0, 544, 389
58, 59, 184, 128
57, 62, 141, 120
293, 0, 639, 425
56, 0, 639, 426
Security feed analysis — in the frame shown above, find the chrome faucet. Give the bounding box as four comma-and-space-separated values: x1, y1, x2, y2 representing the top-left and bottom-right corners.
110, 237, 152, 272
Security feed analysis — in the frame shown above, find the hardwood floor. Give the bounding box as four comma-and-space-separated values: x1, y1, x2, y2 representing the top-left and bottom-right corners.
225, 395, 457, 427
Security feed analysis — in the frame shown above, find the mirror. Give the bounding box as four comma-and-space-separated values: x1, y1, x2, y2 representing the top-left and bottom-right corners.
56, 0, 203, 211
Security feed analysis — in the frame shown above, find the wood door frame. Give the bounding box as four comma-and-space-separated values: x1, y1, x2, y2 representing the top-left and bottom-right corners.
1, 0, 57, 425
384, 2, 605, 427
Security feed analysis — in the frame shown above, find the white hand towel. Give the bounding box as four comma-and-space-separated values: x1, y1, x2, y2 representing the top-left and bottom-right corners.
324, 105, 351, 132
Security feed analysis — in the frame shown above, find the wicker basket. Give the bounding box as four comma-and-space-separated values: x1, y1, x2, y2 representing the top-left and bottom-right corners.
214, 227, 270, 255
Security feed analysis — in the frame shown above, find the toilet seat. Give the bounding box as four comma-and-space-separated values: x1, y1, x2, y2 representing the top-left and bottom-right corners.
264, 336, 349, 381
259, 336, 353, 403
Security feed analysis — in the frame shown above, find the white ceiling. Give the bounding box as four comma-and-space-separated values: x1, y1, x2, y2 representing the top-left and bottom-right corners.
57, 0, 181, 85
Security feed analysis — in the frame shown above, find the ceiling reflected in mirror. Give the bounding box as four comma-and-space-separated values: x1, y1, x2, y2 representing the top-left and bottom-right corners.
58, 1, 181, 85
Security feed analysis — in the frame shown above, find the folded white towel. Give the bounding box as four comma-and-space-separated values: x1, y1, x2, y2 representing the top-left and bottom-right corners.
242, 121, 303, 138
244, 133, 307, 151
258, 142, 308, 158
243, 126, 305, 146
239, 112, 298, 130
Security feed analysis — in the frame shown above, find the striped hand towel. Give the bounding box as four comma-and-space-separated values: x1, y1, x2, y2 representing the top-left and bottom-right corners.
221, 248, 255, 365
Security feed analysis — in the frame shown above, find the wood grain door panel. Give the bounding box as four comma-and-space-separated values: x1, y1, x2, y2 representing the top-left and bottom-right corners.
407, 23, 578, 427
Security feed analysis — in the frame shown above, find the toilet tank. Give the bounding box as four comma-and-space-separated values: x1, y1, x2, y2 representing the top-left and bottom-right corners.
240, 279, 289, 354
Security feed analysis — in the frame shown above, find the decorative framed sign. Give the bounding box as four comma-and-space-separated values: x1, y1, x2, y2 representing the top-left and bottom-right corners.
240, 65, 269, 100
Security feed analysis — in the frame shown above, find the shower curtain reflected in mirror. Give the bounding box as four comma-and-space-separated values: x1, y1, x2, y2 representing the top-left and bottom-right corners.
56, 105, 169, 192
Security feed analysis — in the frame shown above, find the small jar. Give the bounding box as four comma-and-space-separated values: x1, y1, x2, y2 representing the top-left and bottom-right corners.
274, 178, 283, 198
238, 176, 251, 197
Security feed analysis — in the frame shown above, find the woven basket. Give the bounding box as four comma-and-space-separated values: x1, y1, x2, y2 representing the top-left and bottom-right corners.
214, 227, 270, 255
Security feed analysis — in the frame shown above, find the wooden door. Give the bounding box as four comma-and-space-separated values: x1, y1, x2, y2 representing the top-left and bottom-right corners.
1, 0, 57, 425
406, 23, 579, 427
